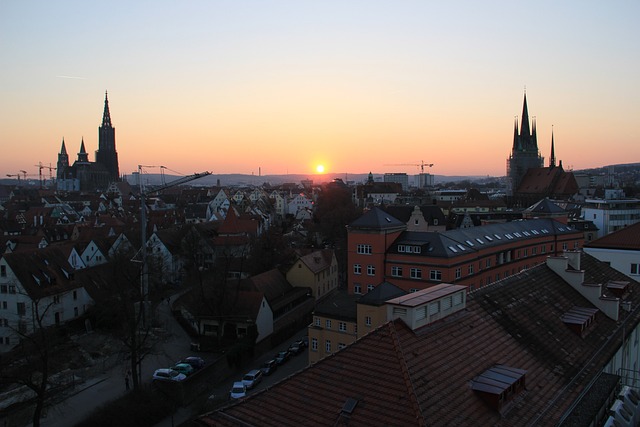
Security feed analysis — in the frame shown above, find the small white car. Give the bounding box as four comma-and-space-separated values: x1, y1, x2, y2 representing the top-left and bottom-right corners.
242, 369, 263, 389
230, 381, 247, 399
152, 368, 186, 382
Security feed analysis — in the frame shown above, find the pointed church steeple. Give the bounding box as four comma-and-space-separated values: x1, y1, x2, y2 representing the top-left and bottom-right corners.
77, 138, 89, 163
60, 138, 67, 155
520, 93, 530, 142
57, 138, 69, 180
512, 117, 519, 150
549, 126, 556, 168
102, 91, 112, 128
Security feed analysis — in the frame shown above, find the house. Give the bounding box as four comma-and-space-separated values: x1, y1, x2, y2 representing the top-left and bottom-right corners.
286, 249, 339, 301
347, 207, 584, 295
584, 221, 640, 281
197, 252, 640, 426
287, 193, 313, 216
0, 248, 93, 353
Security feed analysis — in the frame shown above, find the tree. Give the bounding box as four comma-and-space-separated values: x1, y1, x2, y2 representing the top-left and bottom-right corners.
314, 181, 361, 242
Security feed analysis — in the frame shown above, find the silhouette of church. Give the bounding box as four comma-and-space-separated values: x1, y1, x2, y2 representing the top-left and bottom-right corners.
506, 92, 578, 206
57, 92, 120, 191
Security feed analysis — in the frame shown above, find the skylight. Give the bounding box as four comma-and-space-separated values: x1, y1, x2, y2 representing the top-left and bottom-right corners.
476, 238, 485, 244
465, 240, 475, 246
484, 235, 493, 241
457, 244, 467, 251
505, 234, 513, 240
448, 246, 458, 253
522, 231, 531, 236
513, 232, 522, 238
494, 234, 502, 240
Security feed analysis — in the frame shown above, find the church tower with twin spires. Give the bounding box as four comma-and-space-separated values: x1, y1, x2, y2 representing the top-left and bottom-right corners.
95, 91, 120, 182
506, 92, 544, 196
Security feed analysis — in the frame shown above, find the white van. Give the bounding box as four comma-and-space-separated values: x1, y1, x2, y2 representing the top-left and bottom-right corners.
242, 369, 263, 389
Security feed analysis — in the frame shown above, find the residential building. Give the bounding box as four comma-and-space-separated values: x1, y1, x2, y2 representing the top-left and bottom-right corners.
347, 207, 584, 295
286, 249, 339, 300
198, 252, 640, 426
584, 221, 640, 281
0, 248, 93, 352
308, 290, 359, 364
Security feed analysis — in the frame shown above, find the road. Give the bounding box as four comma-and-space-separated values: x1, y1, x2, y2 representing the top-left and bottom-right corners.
34, 293, 309, 427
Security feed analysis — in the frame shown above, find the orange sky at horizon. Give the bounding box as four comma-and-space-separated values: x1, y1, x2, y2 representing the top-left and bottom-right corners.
1, 2, 638, 180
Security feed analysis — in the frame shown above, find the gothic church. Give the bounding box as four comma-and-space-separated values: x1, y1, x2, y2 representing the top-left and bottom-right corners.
57, 92, 120, 191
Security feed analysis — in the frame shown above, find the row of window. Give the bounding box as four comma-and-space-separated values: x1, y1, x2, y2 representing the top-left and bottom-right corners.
353, 284, 376, 294
310, 338, 347, 353
314, 318, 352, 333
353, 264, 376, 275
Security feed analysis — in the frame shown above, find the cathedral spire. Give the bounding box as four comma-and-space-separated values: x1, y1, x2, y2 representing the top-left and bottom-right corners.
550, 126, 556, 168
101, 91, 112, 128
78, 138, 89, 163
520, 92, 530, 141
60, 138, 67, 155
512, 116, 519, 150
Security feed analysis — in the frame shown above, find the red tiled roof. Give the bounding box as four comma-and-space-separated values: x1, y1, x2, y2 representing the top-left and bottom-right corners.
197, 253, 640, 426
585, 220, 640, 250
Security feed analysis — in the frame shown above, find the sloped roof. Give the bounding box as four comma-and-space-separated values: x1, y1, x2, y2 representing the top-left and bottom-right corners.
524, 197, 566, 214
516, 166, 579, 196
197, 253, 640, 426
585, 220, 640, 250
313, 289, 359, 321
348, 206, 406, 231
383, 205, 446, 224
358, 281, 407, 306
242, 269, 292, 302
296, 249, 334, 274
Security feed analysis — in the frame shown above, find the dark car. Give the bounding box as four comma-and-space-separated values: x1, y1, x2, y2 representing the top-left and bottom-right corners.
274, 350, 290, 365
288, 342, 303, 355
260, 359, 278, 376
181, 356, 205, 370
298, 336, 308, 348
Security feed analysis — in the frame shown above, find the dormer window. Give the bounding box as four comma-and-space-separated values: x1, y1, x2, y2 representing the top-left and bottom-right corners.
561, 307, 598, 337
471, 365, 527, 412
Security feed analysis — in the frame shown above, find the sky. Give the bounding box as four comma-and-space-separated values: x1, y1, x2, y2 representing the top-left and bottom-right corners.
1, 1, 638, 180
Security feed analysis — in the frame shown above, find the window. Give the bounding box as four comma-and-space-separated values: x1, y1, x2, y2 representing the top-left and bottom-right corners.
455, 268, 461, 279
338, 343, 346, 350
73, 290, 77, 300
53, 295, 60, 305
632, 264, 639, 275
486, 258, 491, 268
0, 265, 5, 277
2, 301, 7, 309
0, 285, 5, 294
356, 244, 372, 254
311, 338, 318, 351
353, 264, 361, 274
325, 319, 331, 329
410, 268, 422, 279
562, 243, 568, 251
325, 340, 331, 353
523, 248, 528, 257
339, 322, 347, 332
367, 284, 375, 292
392, 307, 407, 316
429, 301, 440, 315
17, 302, 26, 316
365, 316, 372, 326
354, 284, 362, 294
367, 265, 375, 276
532, 247, 537, 255
541, 245, 546, 254
391, 266, 403, 277
430, 270, 442, 281
314, 317, 320, 327
468, 264, 474, 275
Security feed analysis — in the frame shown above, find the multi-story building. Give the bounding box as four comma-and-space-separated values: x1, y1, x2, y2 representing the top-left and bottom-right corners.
582, 189, 640, 238
584, 221, 640, 281
383, 173, 409, 191
286, 249, 339, 301
308, 290, 359, 364
347, 207, 584, 295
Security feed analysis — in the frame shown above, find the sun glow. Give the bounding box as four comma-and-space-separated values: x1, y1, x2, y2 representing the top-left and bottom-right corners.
316, 164, 325, 173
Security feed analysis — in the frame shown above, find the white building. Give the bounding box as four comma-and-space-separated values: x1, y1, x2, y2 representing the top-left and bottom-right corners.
582, 190, 640, 238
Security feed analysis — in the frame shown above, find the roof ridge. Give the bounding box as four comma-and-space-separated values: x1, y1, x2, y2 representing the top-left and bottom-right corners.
388, 320, 426, 424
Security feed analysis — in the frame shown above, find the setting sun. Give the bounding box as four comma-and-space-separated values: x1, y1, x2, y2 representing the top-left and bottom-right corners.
316, 164, 325, 173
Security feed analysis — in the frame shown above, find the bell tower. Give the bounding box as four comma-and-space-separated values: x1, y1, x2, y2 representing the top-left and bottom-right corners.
95, 91, 120, 182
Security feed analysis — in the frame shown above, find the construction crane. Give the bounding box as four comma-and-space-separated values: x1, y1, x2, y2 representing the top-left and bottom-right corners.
6, 170, 29, 185
35, 162, 57, 188
384, 161, 434, 173
137, 166, 211, 327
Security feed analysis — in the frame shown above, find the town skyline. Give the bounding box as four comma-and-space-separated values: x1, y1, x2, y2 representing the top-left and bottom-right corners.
1, 2, 638, 179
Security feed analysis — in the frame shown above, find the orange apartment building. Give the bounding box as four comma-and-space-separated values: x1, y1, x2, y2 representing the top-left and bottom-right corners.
347, 207, 584, 295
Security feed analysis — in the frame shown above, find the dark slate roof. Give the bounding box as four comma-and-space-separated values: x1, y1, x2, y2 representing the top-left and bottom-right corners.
348, 206, 406, 231
242, 269, 292, 302
196, 252, 640, 426
297, 249, 334, 274
313, 289, 359, 321
358, 281, 407, 306
524, 197, 566, 214
389, 218, 580, 258
383, 205, 446, 225
584, 220, 640, 250
517, 166, 579, 196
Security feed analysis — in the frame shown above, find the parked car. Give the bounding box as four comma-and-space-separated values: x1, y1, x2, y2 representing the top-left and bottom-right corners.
260, 359, 278, 376
242, 369, 263, 389
298, 337, 308, 348
181, 356, 205, 370
230, 381, 247, 399
274, 350, 290, 365
288, 342, 303, 355
172, 362, 195, 376
152, 368, 186, 382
